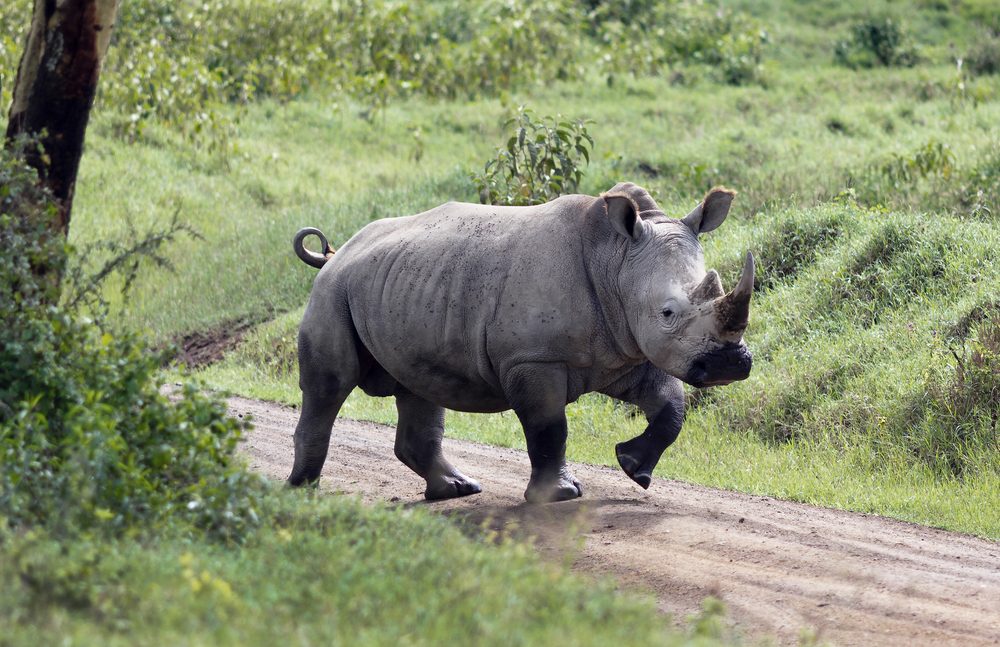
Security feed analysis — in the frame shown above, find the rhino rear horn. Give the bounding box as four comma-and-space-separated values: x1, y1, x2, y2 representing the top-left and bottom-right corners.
718, 251, 754, 333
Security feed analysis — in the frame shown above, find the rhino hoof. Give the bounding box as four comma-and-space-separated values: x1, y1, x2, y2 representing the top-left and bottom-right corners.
615, 443, 640, 478
616, 449, 640, 476
425, 475, 482, 501
616, 449, 652, 489
631, 472, 652, 490
524, 474, 583, 504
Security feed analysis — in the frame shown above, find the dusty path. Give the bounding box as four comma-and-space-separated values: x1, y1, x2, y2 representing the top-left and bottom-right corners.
232, 396, 1000, 646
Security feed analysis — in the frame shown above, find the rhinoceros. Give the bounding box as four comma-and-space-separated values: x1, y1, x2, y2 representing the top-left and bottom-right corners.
288, 182, 753, 503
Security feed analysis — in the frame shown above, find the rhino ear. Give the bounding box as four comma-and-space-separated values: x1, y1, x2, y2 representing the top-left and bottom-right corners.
604, 192, 647, 241
681, 187, 736, 236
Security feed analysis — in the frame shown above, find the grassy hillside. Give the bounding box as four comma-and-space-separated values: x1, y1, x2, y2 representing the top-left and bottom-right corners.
45, 0, 999, 539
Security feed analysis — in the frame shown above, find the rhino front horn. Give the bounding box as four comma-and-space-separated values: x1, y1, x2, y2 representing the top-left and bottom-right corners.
734, 250, 755, 299
719, 251, 754, 333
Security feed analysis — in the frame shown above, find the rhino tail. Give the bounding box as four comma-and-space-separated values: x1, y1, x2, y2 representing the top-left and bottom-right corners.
293, 227, 336, 269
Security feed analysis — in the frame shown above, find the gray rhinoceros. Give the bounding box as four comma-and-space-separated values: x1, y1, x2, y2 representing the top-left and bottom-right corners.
288, 182, 753, 503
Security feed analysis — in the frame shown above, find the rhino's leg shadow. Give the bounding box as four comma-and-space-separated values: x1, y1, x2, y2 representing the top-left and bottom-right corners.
603, 365, 685, 490
505, 364, 583, 504
394, 388, 482, 500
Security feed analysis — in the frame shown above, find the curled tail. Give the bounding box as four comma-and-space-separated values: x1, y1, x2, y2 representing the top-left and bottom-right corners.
293, 227, 336, 269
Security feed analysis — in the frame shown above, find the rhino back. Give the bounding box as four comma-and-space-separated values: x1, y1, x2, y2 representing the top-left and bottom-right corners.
330, 195, 626, 410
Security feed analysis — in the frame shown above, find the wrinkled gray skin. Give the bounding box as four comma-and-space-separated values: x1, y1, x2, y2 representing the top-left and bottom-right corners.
288, 182, 754, 503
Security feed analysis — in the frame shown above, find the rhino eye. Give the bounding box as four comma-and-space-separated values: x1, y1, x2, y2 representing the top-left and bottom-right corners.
661, 308, 674, 319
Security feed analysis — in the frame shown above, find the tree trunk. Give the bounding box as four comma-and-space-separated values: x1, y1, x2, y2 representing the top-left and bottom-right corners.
5, 0, 120, 238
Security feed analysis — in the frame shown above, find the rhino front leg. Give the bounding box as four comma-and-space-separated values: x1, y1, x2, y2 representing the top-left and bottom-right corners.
394, 388, 482, 500
505, 364, 583, 503
603, 365, 685, 490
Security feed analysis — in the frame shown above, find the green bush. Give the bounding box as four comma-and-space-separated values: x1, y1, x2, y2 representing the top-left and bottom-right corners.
472, 106, 594, 206
0, 2, 28, 118
963, 147, 1000, 218
0, 146, 261, 541
849, 139, 1000, 216
590, 0, 769, 85
834, 17, 921, 68
852, 139, 955, 207
96, 0, 584, 143
2, 0, 770, 147
907, 311, 1000, 476
965, 33, 1000, 77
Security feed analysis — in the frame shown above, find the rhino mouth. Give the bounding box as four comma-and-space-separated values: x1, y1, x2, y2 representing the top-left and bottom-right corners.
685, 343, 752, 388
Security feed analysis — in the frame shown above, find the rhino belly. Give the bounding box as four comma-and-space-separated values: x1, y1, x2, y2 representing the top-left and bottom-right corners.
395, 353, 510, 413
349, 276, 510, 413
361, 331, 509, 412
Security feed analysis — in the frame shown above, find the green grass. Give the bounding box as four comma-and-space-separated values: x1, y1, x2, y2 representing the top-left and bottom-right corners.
6, 1, 998, 644
3, 492, 728, 646
70, 62, 998, 338
201, 201, 1000, 539
58, 4, 999, 541
137, 65, 998, 539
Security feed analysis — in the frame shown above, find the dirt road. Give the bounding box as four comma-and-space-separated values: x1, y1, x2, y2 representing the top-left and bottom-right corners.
232, 396, 1000, 646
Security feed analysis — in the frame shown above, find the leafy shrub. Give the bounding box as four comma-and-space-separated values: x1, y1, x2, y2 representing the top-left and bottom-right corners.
0, 1, 29, 118
958, 0, 1000, 35
753, 215, 843, 290
853, 139, 955, 207
875, 140, 955, 189
590, 0, 769, 85
0, 146, 262, 541
908, 312, 1000, 476
2, 0, 770, 148
834, 17, 921, 69
962, 147, 1000, 218
472, 107, 594, 206
850, 140, 1000, 217
96, 0, 584, 143
965, 34, 1000, 77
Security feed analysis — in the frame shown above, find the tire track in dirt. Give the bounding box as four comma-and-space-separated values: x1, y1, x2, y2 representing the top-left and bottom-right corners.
231, 396, 1000, 646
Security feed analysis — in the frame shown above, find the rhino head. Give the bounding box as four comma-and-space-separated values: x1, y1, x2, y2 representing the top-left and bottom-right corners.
604, 184, 754, 387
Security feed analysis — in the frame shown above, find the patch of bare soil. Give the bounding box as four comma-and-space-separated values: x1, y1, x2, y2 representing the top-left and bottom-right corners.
176, 321, 254, 368
232, 396, 1000, 646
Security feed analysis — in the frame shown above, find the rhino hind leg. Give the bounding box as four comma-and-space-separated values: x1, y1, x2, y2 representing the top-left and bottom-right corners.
288, 309, 362, 487
288, 374, 354, 487
393, 388, 482, 500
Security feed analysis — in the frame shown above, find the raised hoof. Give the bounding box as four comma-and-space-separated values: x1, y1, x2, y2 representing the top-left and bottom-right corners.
616, 446, 652, 490
424, 474, 483, 501
524, 473, 583, 504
